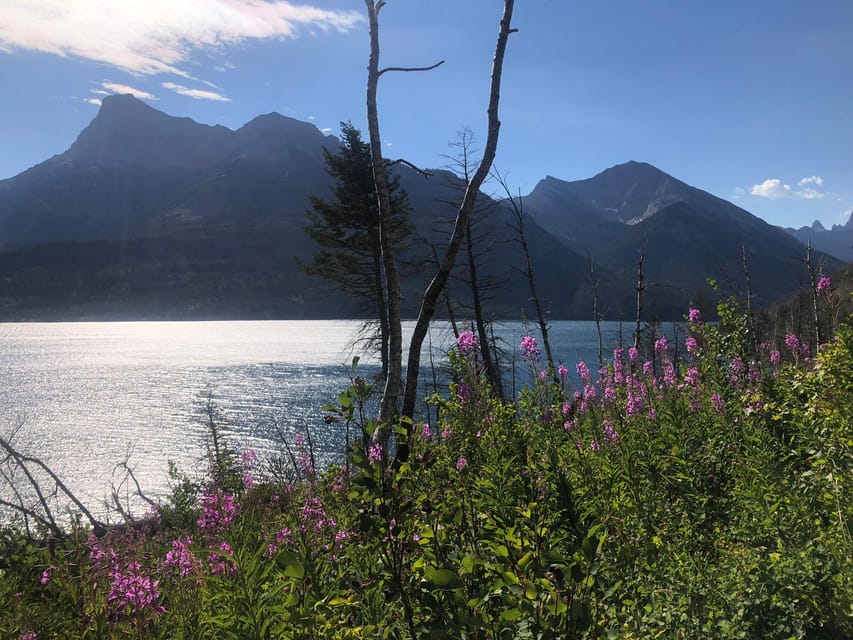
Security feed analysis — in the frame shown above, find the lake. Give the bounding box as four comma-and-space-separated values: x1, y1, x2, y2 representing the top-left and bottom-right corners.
0, 320, 663, 520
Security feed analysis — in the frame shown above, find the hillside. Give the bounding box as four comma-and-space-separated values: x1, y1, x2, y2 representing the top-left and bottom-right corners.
0, 97, 838, 321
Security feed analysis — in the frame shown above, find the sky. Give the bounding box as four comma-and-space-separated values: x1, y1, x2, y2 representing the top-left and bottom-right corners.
0, 0, 851, 230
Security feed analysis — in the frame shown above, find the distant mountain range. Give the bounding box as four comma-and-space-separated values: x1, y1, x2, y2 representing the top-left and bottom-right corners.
0, 94, 842, 320
784, 217, 853, 263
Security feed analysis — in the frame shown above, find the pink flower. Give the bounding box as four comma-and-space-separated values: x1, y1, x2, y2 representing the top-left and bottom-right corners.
368, 441, 382, 465
711, 393, 725, 413
654, 336, 668, 354
20, 632, 37, 640
685, 336, 699, 355
688, 307, 702, 324
785, 334, 801, 354
601, 420, 619, 444
209, 542, 237, 576
108, 564, 165, 617
769, 350, 781, 365
520, 335, 540, 359
40, 569, 50, 585
576, 361, 591, 383
420, 422, 432, 439
456, 457, 468, 471
456, 330, 477, 353
164, 537, 195, 577
817, 276, 831, 294
558, 363, 569, 377
197, 492, 240, 530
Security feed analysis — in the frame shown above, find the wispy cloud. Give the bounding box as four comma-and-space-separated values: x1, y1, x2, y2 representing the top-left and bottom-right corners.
750, 176, 827, 200
0, 1, 363, 77
99, 82, 157, 100
320, 127, 332, 133
85, 98, 102, 106
162, 82, 230, 102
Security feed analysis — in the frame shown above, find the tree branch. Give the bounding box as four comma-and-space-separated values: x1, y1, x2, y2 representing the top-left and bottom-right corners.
379, 60, 445, 77
388, 158, 433, 177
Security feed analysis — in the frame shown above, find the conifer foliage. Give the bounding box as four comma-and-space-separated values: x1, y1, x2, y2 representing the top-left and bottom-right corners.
302, 122, 412, 380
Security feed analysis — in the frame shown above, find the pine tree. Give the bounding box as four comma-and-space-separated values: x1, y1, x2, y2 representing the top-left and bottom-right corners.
302, 122, 411, 380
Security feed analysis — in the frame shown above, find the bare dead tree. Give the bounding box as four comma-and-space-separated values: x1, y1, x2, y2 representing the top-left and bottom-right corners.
633, 245, 647, 351
496, 171, 558, 383
363, 0, 517, 434
440, 128, 506, 400
364, 0, 445, 423
109, 448, 159, 525
804, 239, 823, 349
740, 241, 757, 354
399, 0, 518, 428
588, 251, 604, 369
0, 430, 107, 538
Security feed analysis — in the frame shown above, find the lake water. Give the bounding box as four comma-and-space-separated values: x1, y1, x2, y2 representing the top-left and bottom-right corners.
0, 320, 658, 520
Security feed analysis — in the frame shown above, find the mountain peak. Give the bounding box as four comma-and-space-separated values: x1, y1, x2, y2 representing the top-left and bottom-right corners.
66, 94, 233, 169
233, 112, 335, 163
98, 93, 154, 110
811, 219, 827, 232
237, 112, 326, 140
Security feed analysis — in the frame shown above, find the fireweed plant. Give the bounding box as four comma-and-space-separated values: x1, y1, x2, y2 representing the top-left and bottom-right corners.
1, 302, 852, 639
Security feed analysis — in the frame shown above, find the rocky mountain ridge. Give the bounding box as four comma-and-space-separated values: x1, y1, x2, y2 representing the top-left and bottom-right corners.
0, 95, 840, 320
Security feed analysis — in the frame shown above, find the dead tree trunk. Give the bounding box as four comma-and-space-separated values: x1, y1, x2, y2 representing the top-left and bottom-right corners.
364, 0, 444, 423
633, 246, 646, 351
365, 1, 404, 422
588, 252, 604, 369
804, 239, 822, 349
499, 175, 558, 382
400, 0, 517, 430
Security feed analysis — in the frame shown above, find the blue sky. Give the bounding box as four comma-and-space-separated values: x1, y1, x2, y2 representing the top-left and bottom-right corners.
0, 0, 850, 229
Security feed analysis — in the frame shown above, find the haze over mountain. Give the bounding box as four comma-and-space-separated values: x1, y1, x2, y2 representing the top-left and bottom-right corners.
0, 95, 840, 321
784, 215, 853, 263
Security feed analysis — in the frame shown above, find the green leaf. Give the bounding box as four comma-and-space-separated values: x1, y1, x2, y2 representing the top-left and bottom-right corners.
461, 554, 475, 574
427, 568, 462, 589
284, 562, 305, 579
500, 607, 522, 622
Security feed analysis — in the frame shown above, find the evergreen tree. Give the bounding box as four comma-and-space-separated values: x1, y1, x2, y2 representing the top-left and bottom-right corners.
302, 122, 411, 380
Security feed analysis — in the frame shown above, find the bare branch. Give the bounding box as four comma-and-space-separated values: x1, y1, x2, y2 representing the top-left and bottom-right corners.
495, 168, 558, 382
113, 459, 158, 509
379, 60, 445, 77
400, 0, 517, 425
388, 158, 433, 177
0, 433, 61, 536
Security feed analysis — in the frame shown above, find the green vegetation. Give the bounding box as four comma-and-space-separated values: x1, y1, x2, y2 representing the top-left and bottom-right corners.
1, 300, 852, 639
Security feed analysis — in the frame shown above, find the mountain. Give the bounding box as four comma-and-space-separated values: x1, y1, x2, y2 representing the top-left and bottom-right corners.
522, 161, 842, 317
785, 213, 853, 262
0, 97, 837, 320
0, 95, 595, 320
0, 94, 340, 249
